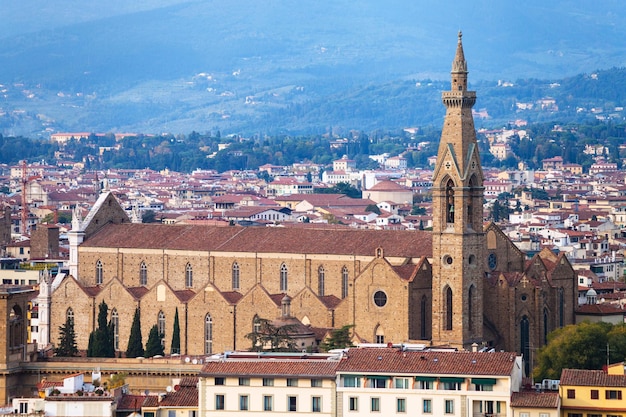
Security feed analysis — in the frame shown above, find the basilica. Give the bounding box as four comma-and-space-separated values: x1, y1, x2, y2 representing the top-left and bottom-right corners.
46, 34, 576, 365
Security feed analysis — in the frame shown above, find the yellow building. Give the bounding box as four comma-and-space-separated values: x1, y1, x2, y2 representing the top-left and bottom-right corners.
559, 367, 626, 417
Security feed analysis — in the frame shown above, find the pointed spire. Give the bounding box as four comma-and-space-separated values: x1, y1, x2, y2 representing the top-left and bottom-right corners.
452, 30, 467, 73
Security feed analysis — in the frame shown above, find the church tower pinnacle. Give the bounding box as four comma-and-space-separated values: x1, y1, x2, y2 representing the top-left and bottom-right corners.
431, 32, 485, 350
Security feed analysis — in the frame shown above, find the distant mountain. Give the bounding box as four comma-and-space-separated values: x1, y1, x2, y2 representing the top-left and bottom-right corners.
1, 0, 626, 137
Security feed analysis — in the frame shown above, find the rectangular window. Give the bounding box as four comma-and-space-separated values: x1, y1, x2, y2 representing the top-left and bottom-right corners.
343, 376, 360, 387
475, 384, 493, 391
606, 390, 623, 399
441, 381, 461, 390
349, 397, 358, 411
419, 380, 433, 390
263, 377, 274, 386
397, 398, 406, 413
539, 414, 549, 417
168, 411, 176, 417
371, 397, 380, 412
288, 396, 297, 412
591, 389, 599, 399
311, 378, 322, 387
445, 399, 454, 414
394, 377, 409, 389
263, 395, 273, 411
368, 377, 386, 388
287, 378, 298, 387
238, 377, 249, 386
587, 414, 602, 417
423, 399, 432, 413
214, 377, 225, 386
567, 388, 576, 399
567, 414, 582, 417
215, 394, 225, 410
519, 413, 529, 417
312, 396, 321, 412
239, 395, 249, 411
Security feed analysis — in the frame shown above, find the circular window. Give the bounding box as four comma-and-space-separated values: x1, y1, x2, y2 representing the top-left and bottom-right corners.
373, 291, 387, 307
443, 255, 453, 266
521, 294, 528, 302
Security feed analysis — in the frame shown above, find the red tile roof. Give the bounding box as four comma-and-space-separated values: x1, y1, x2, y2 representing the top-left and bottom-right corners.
159, 377, 198, 407
200, 359, 339, 378
336, 348, 518, 376
82, 224, 432, 258
511, 391, 559, 408
561, 368, 626, 387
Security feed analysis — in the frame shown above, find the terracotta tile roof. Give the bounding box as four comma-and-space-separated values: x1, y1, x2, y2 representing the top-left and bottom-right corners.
336, 348, 518, 376
319, 295, 342, 309
159, 378, 198, 407
391, 263, 420, 281
510, 391, 559, 408
173, 289, 196, 303
576, 303, 626, 315
200, 359, 339, 378
269, 293, 286, 306
561, 368, 626, 387
221, 291, 243, 304
127, 286, 150, 299
368, 180, 409, 191
142, 395, 159, 407
117, 394, 151, 411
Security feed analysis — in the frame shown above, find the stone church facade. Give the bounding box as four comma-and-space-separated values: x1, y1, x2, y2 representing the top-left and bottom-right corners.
48, 35, 576, 364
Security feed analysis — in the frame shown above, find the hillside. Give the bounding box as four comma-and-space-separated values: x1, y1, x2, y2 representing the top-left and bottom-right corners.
1, 1, 626, 136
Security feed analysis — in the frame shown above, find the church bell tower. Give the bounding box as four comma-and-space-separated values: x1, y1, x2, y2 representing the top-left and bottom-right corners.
431, 32, 485, 349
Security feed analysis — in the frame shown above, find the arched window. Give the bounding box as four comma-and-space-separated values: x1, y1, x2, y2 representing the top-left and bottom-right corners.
253, 315, 261, 334
468, 284, 475, 332
520, 316, 530, 375
445, 179, 455, 223
96, 260, 103, 285
66, 307, 74, 326
185, 263, 193, 288
204, 314, 213, 355
318, 266, 325, 296
375, 325, 384, 344
559, 288, 565, 327
543, 308, 550, 345
280, 263, 288, 292
467, 175, 477, 228
111, 309, 119, 350
341, 266, 349, 299
232, 262, 240, 291
9, 305, 23, 348
420, 295, 427, 339
158, 311, 165, 347
444, 286, 453, 331
139, 261, 147, 286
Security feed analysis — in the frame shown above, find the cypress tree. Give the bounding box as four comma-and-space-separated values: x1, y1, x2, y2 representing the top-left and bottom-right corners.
54, 316, 78, 357
126, 307, 144, 358
145, 324, 164, 357
171, 308, 180, 354
87, 300, 115, 357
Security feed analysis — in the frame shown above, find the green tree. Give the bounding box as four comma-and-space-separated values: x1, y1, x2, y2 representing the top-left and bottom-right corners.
87, 301, 115, 357
365, 204, 381, 215
534, 322, 618, 380
171, 308, 181, 354
319, 325, 354, 352
245, 318, 298, 352
145, 325, 164, 357
126, 308, 144, 358
54, 316, 78, 357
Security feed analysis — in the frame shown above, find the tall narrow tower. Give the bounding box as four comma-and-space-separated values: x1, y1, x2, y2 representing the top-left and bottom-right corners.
431, 32, 485, 349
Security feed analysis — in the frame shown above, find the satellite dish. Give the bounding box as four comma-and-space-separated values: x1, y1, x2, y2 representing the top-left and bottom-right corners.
184, 357, 191, 363
192, 359, 198, 365
166, 386, 172, 393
